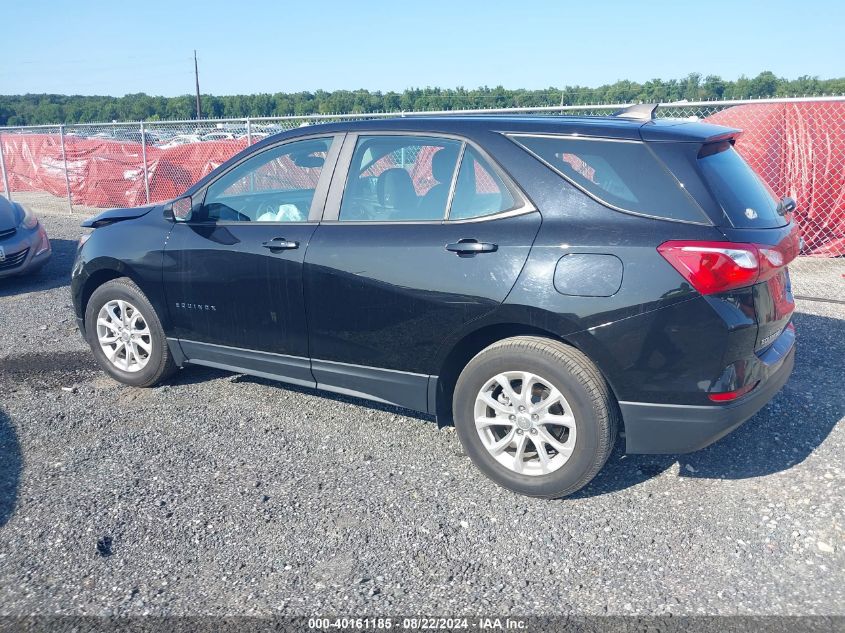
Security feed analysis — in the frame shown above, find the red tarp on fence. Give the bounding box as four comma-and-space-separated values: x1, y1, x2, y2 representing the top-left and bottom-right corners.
704, 102, 845, 257
1, 102, 843, 255
1, 134, 247, 209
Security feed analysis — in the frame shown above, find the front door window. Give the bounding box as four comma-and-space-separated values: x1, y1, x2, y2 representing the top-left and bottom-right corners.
201, 137, 333, 223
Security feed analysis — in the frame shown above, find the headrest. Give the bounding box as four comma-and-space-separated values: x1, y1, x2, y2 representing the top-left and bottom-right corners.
432, 147, 459, 183
377, 168, 417, 209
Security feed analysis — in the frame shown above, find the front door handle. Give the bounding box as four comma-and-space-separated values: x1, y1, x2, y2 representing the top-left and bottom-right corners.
446, 239, 498, 256
262, 238, 299, 252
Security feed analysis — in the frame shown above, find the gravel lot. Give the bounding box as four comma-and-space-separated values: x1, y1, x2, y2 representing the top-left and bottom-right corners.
0, 210, 843, 617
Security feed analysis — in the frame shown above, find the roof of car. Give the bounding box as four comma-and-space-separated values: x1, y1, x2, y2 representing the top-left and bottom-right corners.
279, 114, 740, 143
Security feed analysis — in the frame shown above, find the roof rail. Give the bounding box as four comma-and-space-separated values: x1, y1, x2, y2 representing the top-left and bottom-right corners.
612, 103, 658, 121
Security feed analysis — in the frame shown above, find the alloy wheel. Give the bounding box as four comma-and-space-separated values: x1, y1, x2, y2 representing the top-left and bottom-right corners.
96, 299, 153, 373
473, 371, 577, 476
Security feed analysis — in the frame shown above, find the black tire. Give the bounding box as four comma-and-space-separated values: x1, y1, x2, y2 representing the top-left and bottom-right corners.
84, 277, 176, 388
453, 336, 618, 498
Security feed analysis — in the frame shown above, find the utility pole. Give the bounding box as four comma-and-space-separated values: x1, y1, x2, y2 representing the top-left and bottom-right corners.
194, 50, 202, 119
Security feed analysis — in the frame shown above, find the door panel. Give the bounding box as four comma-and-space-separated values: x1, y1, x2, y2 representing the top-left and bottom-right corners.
163, 221, 318, 357
162, 135, 342, 361
304, 132, 542, 389
303, 211, 542, 377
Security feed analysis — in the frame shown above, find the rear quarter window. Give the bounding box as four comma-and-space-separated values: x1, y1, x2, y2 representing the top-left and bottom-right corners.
449, 147, 516, 220
510, 134, 709, 224
697, 142, 787, 228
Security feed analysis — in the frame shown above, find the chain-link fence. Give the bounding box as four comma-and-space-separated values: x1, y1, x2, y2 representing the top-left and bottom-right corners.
1, 97, 843, 256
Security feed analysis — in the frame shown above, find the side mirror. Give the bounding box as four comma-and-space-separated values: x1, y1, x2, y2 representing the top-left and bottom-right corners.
172, 196, 193, 222
778, 196, 796, 215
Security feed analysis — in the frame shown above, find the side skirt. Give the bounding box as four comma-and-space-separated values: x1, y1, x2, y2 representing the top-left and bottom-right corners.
174, 339, 433, 414
179, 339, 314, 388
311, 358, 430, 413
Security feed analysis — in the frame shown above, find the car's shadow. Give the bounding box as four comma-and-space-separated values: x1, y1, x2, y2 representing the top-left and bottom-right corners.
0, 408, 22, 528
0, 238, 78, 297
572, 311, 844, 498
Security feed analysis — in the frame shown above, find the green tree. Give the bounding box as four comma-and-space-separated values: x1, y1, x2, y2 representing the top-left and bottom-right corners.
0, 73, 843, 126
702, 75, 726, 100
749, 71, 779, 97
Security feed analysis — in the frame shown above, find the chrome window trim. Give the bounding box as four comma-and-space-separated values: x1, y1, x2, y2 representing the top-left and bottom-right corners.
445, 205, 540, 224
445, 142, 531, 222
201, 220, 320, 227
442, 142, 466, 221
505, 132, 713, 226
317, 206, 539, 226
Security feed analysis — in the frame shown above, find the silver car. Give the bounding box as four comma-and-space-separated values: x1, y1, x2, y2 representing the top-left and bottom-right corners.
0, 195, 51, 278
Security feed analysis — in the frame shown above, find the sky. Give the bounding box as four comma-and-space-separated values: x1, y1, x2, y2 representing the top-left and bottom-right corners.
2, 0, 843, 96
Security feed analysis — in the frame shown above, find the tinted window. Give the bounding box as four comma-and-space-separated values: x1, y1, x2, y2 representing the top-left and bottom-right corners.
449, 147, 516, 220
511, 135, 708, 223
698, 143, 786, 228
339, 136, 461, 221
202, 137, 331, 222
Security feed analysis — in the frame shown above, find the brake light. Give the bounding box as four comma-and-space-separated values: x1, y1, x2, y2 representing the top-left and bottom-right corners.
658, 232, 798, 295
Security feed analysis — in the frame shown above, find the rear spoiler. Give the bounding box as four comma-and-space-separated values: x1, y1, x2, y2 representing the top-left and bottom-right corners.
697, 135, 742, 158
640, 122, 742, 144
614, 104, 743, 145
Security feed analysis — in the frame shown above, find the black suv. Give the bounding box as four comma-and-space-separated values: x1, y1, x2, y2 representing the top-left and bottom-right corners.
72, 107, 798, 497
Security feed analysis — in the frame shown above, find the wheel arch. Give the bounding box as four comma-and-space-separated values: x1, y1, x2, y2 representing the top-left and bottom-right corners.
77, 259, 148, 330
432, 321, 621, 428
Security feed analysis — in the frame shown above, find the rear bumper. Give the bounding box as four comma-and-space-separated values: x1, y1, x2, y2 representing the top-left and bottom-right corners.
621, 344, 795, 454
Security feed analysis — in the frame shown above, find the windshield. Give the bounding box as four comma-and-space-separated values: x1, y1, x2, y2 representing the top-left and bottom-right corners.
698, 143, 787, 228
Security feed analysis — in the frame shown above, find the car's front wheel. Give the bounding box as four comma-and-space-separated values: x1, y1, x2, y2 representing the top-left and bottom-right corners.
453, 336, 618, 498
84, 277, 176, 387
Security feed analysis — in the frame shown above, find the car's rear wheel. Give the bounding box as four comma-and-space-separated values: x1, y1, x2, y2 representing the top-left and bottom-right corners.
84, 277, 176, 387
453, 336, 618, 498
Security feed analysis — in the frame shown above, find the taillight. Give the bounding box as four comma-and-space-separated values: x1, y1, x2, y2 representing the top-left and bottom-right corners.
657, 241, 760, 294
658, 231, 798, 295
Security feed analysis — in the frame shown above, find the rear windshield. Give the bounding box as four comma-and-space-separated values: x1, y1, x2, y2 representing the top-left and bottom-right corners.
697, 143, 787, 228
510, 135, 708, 223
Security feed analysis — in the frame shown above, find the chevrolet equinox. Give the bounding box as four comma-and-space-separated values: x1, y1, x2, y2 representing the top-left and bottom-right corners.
72, 106, 798, 497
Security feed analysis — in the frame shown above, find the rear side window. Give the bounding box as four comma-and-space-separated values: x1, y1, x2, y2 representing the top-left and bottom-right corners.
510, 135, 708, 223
449, 147, 516, 220
697, 142, 787, 228
339, 135, 462, 222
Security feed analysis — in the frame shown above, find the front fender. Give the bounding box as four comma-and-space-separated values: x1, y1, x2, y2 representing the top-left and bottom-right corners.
71, 214, 172, 333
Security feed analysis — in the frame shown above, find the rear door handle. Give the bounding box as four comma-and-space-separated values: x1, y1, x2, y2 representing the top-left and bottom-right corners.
446, 239, 498, 256
262, 238, 299, 252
